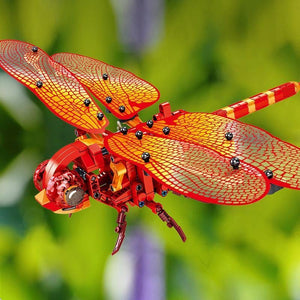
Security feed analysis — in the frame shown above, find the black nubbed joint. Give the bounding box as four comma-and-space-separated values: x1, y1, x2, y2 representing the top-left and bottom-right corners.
97, 112, 104, 120
119, 105, 125, 113
163, 126, 170, 135
146, 120, 154, 128
75, 167, 87, 181
135, 130, 143, 140
264, 169, 273, 179
230, 157, 240, 169
225, 132, 233, 140
102, 73, 108, 80
101, 147, 109, 156
36, 81, 43, 88
141, 152, 150, 163
94, 192, 100, 199
84, 99, 91, 107
120, 127, 128, 135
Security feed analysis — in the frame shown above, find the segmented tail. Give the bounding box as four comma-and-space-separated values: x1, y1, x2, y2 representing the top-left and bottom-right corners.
213, 81, 300, 119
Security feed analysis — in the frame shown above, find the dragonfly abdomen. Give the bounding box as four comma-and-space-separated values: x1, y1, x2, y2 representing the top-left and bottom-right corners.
213, 81, 300, 119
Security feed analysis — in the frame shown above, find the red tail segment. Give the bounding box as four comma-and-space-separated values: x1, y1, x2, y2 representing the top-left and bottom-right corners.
213, 81, 300, 119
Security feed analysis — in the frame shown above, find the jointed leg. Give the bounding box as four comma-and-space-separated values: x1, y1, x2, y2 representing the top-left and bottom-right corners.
112, 206, 128, 255
146, 200, 186, 242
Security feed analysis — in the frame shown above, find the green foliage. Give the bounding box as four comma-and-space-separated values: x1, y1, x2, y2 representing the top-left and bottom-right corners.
0, 0, 299, 299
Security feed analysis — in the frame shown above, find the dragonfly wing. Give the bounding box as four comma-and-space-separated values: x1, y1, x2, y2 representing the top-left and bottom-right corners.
0, 40, 108, 133
52, 53, 160, 120
138, 112, 300, 190
105, 131, 269, 205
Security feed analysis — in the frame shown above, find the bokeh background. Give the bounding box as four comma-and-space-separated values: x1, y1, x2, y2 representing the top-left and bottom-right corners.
0, 0, 300, 299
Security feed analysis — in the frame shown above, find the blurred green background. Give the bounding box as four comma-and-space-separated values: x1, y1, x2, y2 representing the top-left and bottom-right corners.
0, 0, 300, 299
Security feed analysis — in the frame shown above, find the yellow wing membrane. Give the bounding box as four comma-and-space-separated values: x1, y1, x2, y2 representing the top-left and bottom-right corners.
105, 131, 269, 205
139, 112, 300, 190
52, 53, 160, 120
0, 40, 109, 133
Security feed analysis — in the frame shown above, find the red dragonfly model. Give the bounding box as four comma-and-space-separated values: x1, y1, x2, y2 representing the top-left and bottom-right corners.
0, 40, 299, 254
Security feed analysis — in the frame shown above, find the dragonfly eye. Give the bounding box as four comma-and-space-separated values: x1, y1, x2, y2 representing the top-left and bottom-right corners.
64, 186, 85, 206
106, 96, 112, 103
135, 130, 143, 140
230, 157, 240, 169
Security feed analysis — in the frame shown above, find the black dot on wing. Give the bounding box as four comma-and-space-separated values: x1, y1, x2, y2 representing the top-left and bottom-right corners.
84, 99, 91, 107
97, 112, 104, 120
119, 105, 125, 113
36, 81, 43, 88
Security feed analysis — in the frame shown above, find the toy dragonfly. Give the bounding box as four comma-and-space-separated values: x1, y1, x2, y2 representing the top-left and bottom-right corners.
0, 40, 299, 254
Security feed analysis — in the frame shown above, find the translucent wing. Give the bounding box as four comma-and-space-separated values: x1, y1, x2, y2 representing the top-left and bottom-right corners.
52, 53, 160, 120
137, 112, 300, 190
0, 40, 108, 133
105, 132, 269, 205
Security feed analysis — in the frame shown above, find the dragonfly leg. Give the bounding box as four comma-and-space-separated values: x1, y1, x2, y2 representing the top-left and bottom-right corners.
146, 201, 186, 242
112, 206, 128, 255
157, 206, 186, 242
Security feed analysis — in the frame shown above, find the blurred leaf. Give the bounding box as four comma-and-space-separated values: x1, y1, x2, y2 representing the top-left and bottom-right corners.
16, 0, 62, 49
0, 0, 300, 299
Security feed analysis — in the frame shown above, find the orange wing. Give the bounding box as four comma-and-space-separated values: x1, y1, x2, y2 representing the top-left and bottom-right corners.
105, 132, 269, 205
0, 40, 108, 133
52, 53, 160, 120
137, 112, 300, 190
